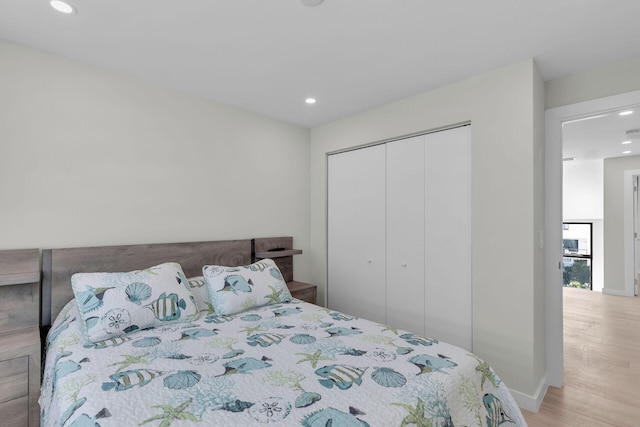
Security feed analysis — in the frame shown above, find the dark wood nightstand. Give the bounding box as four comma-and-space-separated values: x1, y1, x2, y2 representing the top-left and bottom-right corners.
0, 249, 41, 427
287, 280, 317, 304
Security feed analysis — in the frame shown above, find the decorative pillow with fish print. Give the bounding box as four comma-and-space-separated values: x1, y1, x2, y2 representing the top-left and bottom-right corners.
202, 258, 292, 316
71, 262, 199, 343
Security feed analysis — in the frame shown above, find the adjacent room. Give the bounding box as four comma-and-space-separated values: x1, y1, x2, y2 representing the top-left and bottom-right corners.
1, 1, 640, 426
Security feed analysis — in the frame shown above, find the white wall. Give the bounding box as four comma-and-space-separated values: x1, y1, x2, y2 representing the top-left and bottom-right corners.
0, 39, 312, 281
546, 57, 640, 110
310, 59, 546, 405
563, 160, 604, 219
563, 160, 604, 291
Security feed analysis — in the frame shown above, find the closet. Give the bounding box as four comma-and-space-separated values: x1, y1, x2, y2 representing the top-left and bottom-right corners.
327, 125, 472, 351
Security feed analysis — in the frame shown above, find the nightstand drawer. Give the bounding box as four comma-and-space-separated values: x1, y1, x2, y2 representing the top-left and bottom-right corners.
0, 395, 29, 426
0, 356, 28, 403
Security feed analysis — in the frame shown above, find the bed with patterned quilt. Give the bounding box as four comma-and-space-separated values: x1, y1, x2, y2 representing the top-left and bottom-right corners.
39, 241, 526, 427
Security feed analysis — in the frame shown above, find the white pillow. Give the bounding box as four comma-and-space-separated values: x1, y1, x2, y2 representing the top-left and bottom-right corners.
202, 258, 292, 316
71, 262, 199, 343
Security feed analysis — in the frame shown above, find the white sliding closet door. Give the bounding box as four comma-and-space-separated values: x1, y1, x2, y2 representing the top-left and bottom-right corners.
327, 145, 386, 324
424, 126, 472, 351
327, 125, 472, 351
386, 136, 426, 334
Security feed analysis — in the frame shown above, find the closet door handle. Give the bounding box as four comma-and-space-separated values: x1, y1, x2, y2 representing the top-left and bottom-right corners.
401, 262, 407, 267
367, 259, 373, 264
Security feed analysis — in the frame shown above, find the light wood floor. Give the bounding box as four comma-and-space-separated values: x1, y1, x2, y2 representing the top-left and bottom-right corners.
522, 287, 640, 426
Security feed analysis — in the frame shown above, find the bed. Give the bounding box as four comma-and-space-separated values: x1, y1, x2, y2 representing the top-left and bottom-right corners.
40, 239, 527, 426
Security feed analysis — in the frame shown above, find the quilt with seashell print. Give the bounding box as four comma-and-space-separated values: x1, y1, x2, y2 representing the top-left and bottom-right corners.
40, 298, 526, 426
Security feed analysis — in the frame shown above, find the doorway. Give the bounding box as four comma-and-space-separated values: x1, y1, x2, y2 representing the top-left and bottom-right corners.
634, 175, 640, 296
545, 89, 640, 388
624, 170, 640, 296
635, 175, 640, 296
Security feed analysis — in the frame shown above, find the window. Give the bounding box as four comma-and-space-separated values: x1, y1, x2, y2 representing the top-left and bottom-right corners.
562, 223, 592, 290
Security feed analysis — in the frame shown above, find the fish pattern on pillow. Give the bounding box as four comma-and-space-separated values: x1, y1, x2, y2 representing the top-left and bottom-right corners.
202, 258, 292, 317
71, 262, 199, 343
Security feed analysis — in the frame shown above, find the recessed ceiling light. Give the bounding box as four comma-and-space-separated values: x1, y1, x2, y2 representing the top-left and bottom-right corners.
50, 0, 76, 14
622, 140, 632, 145
301, 0, 324, 6
623, 150, 632, 154
620, 110, 634, 116
305, 98, 317, 105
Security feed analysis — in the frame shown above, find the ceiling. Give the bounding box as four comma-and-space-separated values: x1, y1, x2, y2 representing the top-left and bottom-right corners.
563, 106, 640, 162
1, 0, 640, 131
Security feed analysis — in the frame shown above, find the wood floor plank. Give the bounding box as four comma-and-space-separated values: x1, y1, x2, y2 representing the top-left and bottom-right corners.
522, 287, 640, 426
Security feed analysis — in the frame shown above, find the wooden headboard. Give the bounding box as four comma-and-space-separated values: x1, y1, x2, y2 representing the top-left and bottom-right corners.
41, 239, 252, 328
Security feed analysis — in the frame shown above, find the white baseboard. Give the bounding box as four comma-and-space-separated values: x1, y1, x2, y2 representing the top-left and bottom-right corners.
509, 375, 548, 413
602, 288, 633, 297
